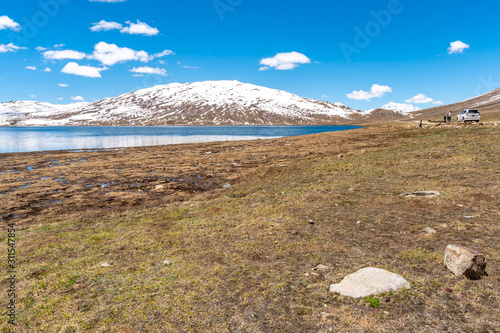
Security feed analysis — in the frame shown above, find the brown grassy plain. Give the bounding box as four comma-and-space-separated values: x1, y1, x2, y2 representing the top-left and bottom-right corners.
0, 120, 499, 332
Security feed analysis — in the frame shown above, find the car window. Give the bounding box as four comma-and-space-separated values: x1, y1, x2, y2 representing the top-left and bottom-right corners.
468, 110, 479, 114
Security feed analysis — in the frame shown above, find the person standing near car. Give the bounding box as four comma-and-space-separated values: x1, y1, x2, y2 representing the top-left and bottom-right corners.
448, 111, 452, 122
443, 114, 447, 122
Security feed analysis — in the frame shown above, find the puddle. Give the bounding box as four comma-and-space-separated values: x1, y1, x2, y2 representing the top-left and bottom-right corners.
51, 200, 62, 204
54, 178, 64, 181
27, 166, 35, 171
85, 184, 93, 188
130, 183, 141, 187
40, 177, 51, 180
79, 159, 87, 162
19, 183, 31, 189
0, 170, 21, 175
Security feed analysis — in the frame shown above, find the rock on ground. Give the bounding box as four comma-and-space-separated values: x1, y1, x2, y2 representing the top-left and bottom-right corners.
401, 191, 442, 197
444, 245, 487, 279
329, 267, 410, 298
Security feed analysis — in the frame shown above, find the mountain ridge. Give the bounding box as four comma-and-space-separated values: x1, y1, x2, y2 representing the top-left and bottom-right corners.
0, 80, 362, 126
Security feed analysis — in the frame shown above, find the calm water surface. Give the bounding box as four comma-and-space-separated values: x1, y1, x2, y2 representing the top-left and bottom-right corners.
0, 126, 360, 153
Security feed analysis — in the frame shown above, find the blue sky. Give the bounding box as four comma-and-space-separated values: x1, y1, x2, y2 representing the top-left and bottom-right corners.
1, 0, 500, 110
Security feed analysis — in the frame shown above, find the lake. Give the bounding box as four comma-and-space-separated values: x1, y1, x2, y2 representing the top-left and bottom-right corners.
0, 126, 360, 154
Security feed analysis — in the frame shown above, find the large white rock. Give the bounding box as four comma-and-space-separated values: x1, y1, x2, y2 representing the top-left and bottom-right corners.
329, 267, 410, 298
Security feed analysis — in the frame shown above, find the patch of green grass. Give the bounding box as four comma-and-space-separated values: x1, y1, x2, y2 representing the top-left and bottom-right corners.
364, 296, 381, 308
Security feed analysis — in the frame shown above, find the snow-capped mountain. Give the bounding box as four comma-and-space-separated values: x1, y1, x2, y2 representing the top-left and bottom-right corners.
0, 80, 361, 126
379, 102, 420, 114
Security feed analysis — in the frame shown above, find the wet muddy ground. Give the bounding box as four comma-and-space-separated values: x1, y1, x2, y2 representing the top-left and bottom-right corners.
0, 125, 411, 227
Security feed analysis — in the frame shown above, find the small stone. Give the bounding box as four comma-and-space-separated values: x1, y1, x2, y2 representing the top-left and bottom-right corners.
356, 220, 362, 224
100, 262, 111, 267
155, 184, 165, 190
163, 259, 173, 266
308, 220, 315, 225
338, 154, 344, 158
313, 264, 330, 272
320, 312, 334, 321
444, 245, 487, 279
423, 227, 436, 234
401, 191, 442, 198
329, 267, 410, 298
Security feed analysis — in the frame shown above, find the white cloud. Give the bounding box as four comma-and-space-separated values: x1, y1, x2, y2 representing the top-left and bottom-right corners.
42, 67, 51, 72
448, 41, 470, 54
347, 84, 392, 101
120, 20, 159, 36
182, 65, 199, 69
30, 94, 36, 99
380, 102, 420, 113
154, 49, 174, 58
433, 100, 444, 105
57, 97, 64, 101
90, 41, 150, 66
36, 46, 47, 51
130, 66, 166, 76
54, 43, 65, 48
25, 66, 37, 71
0, 43, 27, 53
405, 93, 435, 104
58, 83, 68, 87
260, 52, 311, 70
90, 20, 123, 32
44, 49, 87, 60
71, 96, 85, 101
0, 15, 21, 31
61, 62, 107, 78
322, 94, 328, 99
258, 66, 270, 71
89, 0, 126, 2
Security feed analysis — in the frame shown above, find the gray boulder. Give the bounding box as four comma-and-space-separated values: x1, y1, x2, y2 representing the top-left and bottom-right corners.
444, 245, 487, 279
329, 267, 410, 298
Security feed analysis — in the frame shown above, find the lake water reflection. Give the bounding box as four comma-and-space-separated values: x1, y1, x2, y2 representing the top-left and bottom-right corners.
0, 126, 360, 153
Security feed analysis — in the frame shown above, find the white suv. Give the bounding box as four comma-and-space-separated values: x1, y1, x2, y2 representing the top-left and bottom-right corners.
457, 109, 480, 122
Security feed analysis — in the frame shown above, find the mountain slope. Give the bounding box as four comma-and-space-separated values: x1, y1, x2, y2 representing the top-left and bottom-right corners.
414, 87, 500, 120
0, 80, 362, 126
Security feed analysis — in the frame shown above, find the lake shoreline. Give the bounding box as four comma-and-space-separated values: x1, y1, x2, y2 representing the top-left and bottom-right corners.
0, 125, 361, 154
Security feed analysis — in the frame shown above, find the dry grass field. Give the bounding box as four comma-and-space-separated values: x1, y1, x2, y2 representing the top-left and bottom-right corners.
0, 121, 499, 332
